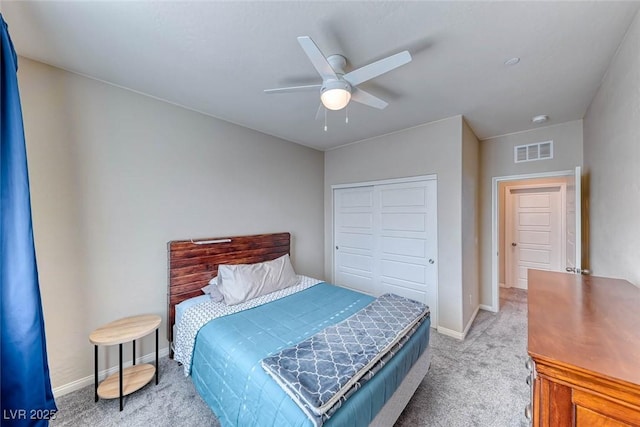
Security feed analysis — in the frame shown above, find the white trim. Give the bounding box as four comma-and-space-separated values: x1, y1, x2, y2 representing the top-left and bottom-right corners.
438, 304, 480, 339
462, 305, 480, 337
574, 166, 582, 272
437, 326, 465, 340
331, 174, 437, 190
491, 170, 574, 313
52, 347, 169, 397
479, 304, 496, 313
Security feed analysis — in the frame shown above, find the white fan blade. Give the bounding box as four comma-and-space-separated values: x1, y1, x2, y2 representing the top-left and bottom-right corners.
264, 84, 322, 94
351, 88, 388, 109
343, 51, 412, 86
297, 36, 338, 81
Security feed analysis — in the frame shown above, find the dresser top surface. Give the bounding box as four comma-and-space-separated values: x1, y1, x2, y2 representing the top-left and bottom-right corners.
528, 270, 640, 386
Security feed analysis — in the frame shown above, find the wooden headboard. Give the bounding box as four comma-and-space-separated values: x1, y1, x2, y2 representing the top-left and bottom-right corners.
167, 232, 291, 344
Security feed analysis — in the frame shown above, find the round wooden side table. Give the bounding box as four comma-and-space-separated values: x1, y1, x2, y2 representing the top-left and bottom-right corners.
89, 314, 161, 411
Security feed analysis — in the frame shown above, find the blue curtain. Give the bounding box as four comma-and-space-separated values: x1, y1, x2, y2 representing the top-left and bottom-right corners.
1, 14, 57, 426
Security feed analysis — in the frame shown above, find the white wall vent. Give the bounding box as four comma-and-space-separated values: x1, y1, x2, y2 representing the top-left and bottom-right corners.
514, 140, 553, 163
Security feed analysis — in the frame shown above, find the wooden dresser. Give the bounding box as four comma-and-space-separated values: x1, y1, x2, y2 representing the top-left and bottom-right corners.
527, 270, 640, 426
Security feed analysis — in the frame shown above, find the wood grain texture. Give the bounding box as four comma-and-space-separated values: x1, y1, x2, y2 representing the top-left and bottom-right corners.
574, 390, 640, 426
89, 314, 161, 346
528, 270, 640, 386
166, 232, 291, 345
528, 270, 640, 426
536, 377, 574, 427
575, 407, 632, 427
97, 364, 156, 399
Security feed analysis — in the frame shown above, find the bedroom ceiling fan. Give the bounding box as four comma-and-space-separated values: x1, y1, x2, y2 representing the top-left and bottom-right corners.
264, 36, 412, 113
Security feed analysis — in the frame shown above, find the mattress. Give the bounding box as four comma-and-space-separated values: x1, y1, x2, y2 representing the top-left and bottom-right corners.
176, 294, 210, 327
190, 282, 430, 427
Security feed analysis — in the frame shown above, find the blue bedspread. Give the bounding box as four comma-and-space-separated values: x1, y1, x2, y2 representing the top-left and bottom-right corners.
191, 283, 430, 427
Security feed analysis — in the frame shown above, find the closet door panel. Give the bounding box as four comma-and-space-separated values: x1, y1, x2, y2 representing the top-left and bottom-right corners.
334, 186, 376, 295
333, 179, 437, 325
377, 180, 438, 324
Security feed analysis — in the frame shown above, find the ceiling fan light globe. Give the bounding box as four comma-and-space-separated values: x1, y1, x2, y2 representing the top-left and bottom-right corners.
321, 88, 351, 110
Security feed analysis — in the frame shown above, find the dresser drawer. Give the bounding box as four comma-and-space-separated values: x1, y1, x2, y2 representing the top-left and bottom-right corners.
573, 389, 640, 426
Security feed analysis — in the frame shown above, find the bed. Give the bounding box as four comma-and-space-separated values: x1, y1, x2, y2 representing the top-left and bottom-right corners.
167, 232, 431, 426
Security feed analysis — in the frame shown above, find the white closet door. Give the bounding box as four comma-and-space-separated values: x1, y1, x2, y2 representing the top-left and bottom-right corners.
334, 186, 376, 294
333, 178, 438, 326
377, 180, 437, 324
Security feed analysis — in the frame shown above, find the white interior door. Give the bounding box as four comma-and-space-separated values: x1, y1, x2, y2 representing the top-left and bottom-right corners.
506, 185, 565, 289
565, 166, 582, 274
333, 186, 375, 294
377, 180, 438, 324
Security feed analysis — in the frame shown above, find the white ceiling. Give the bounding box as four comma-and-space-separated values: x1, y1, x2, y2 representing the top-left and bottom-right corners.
3, 1, 639, 150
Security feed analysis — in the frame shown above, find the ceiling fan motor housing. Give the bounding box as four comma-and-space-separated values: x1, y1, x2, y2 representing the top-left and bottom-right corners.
321, 79, 352, 94
327, 54, 347, 74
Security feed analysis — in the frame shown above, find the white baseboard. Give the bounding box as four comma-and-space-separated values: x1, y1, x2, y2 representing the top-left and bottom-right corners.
480, 304, 497, 312
462, 305, 480, 338
437, 326, 465, 340
52, 347, 170, 397
437, 305, 480, 340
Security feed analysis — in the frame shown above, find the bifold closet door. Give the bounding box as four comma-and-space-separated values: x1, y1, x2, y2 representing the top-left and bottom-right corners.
334, 178, 438, 325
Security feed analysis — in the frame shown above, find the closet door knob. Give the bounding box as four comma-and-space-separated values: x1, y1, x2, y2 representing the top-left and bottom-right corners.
428, 259, 435, 264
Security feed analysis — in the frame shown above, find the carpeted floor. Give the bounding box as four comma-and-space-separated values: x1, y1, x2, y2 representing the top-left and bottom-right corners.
51, 288, 529, 427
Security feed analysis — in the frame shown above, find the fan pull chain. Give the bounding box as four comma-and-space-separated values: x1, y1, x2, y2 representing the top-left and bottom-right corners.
345, 105, 349, 124
324, 108, 328, 132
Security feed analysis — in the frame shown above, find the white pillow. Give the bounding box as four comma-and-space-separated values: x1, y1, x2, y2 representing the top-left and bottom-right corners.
201, 276, 224, 302
217, 254, 298, 305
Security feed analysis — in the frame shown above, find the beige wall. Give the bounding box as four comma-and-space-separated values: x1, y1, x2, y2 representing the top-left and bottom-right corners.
324, 116, 467, 333
19, 58, 325, 390
479, 120, 583, 307
461, 119, 480, 328
583, 11, 640, 286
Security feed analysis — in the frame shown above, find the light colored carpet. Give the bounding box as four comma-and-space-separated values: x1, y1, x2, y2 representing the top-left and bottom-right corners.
395, 288, 529, 427
51, 288, 528, 426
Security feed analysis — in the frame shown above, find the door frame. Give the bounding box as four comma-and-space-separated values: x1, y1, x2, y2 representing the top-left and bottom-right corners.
490, 170, 573, 312
504, 182, 566, 289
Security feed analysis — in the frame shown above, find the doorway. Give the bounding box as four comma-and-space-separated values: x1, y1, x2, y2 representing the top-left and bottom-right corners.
491, 170, 577, 312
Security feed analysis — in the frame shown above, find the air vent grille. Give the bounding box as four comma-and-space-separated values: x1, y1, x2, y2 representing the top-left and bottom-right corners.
514, 140, 553, 163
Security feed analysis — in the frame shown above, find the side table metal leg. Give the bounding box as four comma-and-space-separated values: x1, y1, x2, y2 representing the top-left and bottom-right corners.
155, 328, 159, 385
94, 345, 98, 402
132, 339, 136, 366
119, 343, 123, 411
